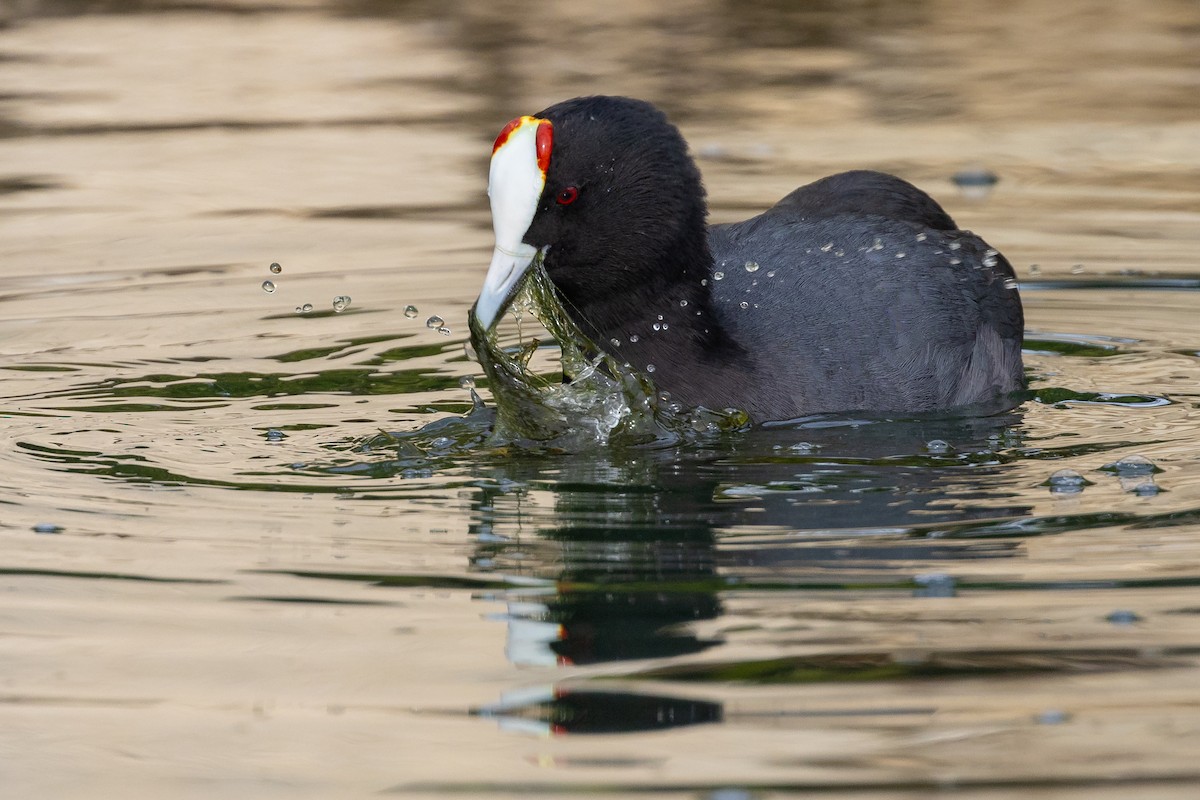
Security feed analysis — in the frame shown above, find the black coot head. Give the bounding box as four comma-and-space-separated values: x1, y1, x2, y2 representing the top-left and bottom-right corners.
473, 96, 710, 333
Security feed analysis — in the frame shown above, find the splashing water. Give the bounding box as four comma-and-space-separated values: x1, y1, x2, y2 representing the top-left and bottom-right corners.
467, 253, 748, 449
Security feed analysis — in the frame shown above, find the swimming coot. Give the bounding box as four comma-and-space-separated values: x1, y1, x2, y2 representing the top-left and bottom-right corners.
473, 95, 1024, 422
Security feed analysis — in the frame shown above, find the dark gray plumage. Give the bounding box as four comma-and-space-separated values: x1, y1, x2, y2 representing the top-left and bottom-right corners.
523, 96, 1024, 421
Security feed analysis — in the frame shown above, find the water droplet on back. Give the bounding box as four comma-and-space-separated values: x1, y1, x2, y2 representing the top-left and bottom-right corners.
820, 242, 833, 252
404, 305, 419, 318
645, 363, 656, 373
1003, 278, 1019, 290
744, 260, 760, 273
713, 271, 724, 281
261, 280, 276, 293
629, 334, 640, 343
610, 337, 621, 347
739, 301, 749, 310
426, 315, 444, 329
679, 299, 688, 307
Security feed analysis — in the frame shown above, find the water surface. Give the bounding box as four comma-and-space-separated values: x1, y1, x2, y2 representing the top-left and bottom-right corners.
3, 1, 1200, 798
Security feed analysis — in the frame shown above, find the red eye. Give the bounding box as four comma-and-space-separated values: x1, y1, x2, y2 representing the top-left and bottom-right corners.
556, 186, 579, 205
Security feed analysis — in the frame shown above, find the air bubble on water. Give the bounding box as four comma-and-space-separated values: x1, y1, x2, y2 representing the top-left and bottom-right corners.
645, 363, 656, 373
1036, 710, 1071, 725
744, 260, 760, 273
426, 315, 444, 328
1047, 468, 1090, 494
1106, 609, 1142, 625
1102, 454, 1159, 477
265, 429, 286, 442
459, 375, 476, 389
332, 295, 351, 313
739, 301, 749, 309
1004, 278, 1019, 290
261, 280, 276, 293
789, 441, 816, 453
629, 334, 640, 343
269, 262, 282, 274
436, 326, 451, 336
713, 271, 724, 281
820, 242, 833, 252
404, 305, 419, 318
1071, 264, 1086, 274
913, 572, 957, 598
925, 439, 952, 453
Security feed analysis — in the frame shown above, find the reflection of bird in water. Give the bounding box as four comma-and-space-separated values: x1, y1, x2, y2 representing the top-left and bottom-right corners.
466, 412, 1030, 669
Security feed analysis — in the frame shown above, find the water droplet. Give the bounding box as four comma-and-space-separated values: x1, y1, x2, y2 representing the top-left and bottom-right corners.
261, 280, 276, 293
766, 270, 776, 278
925, 439, 952, 453
404, 305, 419, 318
269, 262, 282, 274
1047, 468, 1089, 494
1029, 263, 1042, 275
436, 326, 451, 336
657, 314, 664, 320
713, 271, 724, 281
1071, 264, 1086, 274
700, 278, 708, 286
949, 242, 961, 251
459, 375, 476, 389
645, 363, 656, 373
1004, 278, 1019, 290
332, 295, 351, 313
915, 233, 927, 242
653, 323, 661, 331
744, 260, 760, 273
869, 238, 883, 251
610, 337, 621, 347
949, 258, 962, 266
739, 301, 749, 310
426, 315, 444, 328
33, 523, 62, 534
662, 322, 669, 330
834, 249, 844, 257
820, 242, 833, 252
296, 303, 313, 314
679, 299, 688, 307
629, 334, 640, 343
895, 252, 906, 259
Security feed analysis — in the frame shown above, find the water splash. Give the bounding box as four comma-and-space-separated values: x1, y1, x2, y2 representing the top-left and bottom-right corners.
467, 253, 748, 449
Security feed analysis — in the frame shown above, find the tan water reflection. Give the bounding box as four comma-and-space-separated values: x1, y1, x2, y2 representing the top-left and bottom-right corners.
2, 1, 1200, 798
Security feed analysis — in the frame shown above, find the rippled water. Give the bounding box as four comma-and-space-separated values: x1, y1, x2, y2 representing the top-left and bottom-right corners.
3, 2, 1200, 798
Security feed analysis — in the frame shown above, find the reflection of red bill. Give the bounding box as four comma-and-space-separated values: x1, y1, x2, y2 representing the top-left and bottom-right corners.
474, 116, 555, 331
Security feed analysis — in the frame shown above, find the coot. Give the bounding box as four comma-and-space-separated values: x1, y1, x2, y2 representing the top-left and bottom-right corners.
473, 96, 1024, 422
